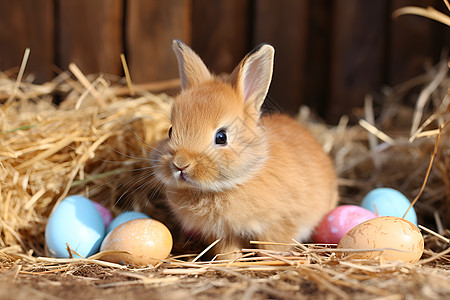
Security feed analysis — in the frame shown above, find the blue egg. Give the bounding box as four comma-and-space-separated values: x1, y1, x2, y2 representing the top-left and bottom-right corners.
106, 211, 150, 234
361, 188, 418, 225
45, 196, 105, 258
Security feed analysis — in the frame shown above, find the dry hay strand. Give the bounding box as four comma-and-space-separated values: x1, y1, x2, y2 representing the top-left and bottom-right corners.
1, 65, 173, 251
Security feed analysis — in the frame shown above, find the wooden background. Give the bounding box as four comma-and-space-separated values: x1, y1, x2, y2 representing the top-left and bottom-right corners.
0, 0, 448, 123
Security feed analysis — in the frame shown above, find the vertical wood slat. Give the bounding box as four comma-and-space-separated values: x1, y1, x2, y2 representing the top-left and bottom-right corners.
0, 0, 54, 83
57, 0, 123, 76
191, 0, 251, 74
388, 0, 442, 86
328, 0, 387, 123
126, 0, 192, 83
253, 0, 309, 115
303, 0, 333, 117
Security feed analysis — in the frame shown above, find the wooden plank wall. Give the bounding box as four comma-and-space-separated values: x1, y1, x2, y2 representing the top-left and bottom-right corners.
0, 0, 448, 123
57, 0, 123, 76
0, 0, 54, 83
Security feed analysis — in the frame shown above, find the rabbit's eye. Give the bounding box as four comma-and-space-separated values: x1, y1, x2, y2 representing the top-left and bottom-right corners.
168, 127, 173, 139
215, 129, 227, 145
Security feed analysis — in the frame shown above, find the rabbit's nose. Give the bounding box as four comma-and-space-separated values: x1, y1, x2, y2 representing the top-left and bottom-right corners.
173, 161, 190, 171
173, 152, 192, 174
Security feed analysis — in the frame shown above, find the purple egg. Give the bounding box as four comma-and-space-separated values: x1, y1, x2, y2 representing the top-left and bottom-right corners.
92, 201, 113, 228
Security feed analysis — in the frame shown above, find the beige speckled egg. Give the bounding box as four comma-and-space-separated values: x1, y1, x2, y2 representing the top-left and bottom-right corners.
100, 219, 172, 266
337, 216, 424, 263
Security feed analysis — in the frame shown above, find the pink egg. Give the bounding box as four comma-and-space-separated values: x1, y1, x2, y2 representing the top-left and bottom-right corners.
92, 201, 113, 228
311, 205, 378, 244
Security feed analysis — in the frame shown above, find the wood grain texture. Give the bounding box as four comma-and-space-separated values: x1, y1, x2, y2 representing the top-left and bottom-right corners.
388, 0, 443, 86
328, 0, 387, 123
303, 0, 333, 118
0, 0, 54, 83
253, 0, 309, 116
58, 0, 123, 75
191, 0, 250, 74
126, 0, 192, 83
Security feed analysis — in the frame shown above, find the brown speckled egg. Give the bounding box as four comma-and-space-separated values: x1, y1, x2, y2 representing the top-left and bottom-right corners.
100, 219, 172, 266
337, 216, 424, 263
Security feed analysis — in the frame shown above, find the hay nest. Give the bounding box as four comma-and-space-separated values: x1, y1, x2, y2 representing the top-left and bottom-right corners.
1, 20, 450, 300
0, 58, 449, 299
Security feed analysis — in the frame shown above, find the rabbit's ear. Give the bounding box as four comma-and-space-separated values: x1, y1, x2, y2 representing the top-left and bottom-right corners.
230, 44, 274, 112
172, 39, 212, 90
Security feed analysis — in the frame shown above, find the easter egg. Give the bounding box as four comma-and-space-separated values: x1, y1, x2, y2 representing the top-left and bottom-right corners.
100, 219, 173, 266
45, 195, 105, 258
337, 216, 424, 263
311, 205, 378, 244
106, 211, 150, 234
361, 188, 417, 225
92, 202, 113, 228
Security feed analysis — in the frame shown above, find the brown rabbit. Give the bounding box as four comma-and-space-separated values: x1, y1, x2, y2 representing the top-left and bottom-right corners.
152, 40, 338, 256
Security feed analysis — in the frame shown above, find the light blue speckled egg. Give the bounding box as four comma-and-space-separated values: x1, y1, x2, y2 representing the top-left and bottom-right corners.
106, 211, 150, 234
361, 188, 418, 225
45, 195, 105, 258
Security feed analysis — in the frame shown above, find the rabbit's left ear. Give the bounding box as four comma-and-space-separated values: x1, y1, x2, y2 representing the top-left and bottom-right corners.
172, 39, 212, 90
230, 44, 274, 112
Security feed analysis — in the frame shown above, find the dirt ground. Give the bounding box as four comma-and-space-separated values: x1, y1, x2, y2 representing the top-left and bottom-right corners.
1, 260, 449, 300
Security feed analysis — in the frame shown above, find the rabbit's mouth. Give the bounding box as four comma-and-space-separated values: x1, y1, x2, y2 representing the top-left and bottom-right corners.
177, 170, 189, 182
172, 168, 222, 191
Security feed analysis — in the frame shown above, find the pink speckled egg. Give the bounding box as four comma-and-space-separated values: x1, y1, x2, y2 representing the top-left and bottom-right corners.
311, 205, 378, 244
99, 219, 172, 266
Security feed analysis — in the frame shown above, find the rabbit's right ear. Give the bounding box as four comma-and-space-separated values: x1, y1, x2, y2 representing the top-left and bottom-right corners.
172, 40, 212, 90
229, 44, 274, 114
